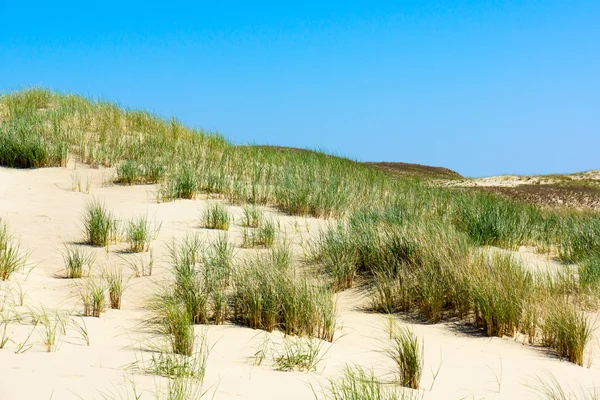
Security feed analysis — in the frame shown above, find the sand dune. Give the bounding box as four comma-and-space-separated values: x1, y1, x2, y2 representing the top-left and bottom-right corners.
1, 164, 599, 399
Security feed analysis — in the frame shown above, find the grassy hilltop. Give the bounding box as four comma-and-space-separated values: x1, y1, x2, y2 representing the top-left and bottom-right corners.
1, 88, 600, 396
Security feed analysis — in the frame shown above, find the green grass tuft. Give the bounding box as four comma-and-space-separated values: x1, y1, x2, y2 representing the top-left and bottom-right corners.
0, 220, 29, 281
83, 199, 119, 247
385, 325, 423, 390
61, 244, 95, 278
200, 203, 230, 231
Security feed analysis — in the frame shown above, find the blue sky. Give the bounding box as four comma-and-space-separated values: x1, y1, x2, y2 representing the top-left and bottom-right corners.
1, 1, 598, 177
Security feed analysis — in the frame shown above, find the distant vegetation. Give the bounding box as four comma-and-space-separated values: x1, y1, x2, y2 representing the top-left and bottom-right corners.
1, 88, 600, 367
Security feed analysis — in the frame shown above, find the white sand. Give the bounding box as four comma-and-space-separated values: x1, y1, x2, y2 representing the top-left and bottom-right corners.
1, 164, 599, 399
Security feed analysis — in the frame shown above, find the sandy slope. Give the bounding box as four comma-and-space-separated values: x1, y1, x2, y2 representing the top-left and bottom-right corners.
1, 164, 599, 400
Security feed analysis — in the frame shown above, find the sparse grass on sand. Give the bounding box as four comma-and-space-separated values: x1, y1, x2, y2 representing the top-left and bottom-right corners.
240, 205, 262, 228
4, 87, 600, 399
272, 336, 326, 372
529, 372, 600, 400
315, 366, 419, 400
312, 203, 598, 364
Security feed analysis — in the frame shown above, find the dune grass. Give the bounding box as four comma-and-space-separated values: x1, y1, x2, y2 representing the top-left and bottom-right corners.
0, 220, 29, 281
529, 372, 600, 400
78, 278, 106, 317
316, 366, 417, 400
61, 244, 95, 278
126, 251, 154, 278
541, 298, 594, 366
103, 268, 128, 309
241, 218, 276, 248
83, 199, 119, 247
3, 88, 600, 368
470, 253, 533, 337
579, 253, 600, 292
385, 325, 423, 390
231, 258, 337, 341
313, 203, 598, 364
272, 336, 326, 372
125, 215, 158, 252
240, 205, 262, 228
149, 295, 196, 356
200, 203, 230, 231
36, 307, 67, 352
159, 233, 233, 327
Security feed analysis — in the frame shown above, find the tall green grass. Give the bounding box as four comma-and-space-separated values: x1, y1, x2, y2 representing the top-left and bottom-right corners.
313, 204, 596, 364
315, 216, 471, 322
61, 245, 95, 278
149, 295, 196, 356
231, 258, 337, 341
0, 220, 29, 281
385, 326, 423, 389
126, 215, 158, 252
470, 253, 533, 337
83, 199, 119, 247
541, 298, 593, 366
450, 192, 544, 249
200, 203, 230, 231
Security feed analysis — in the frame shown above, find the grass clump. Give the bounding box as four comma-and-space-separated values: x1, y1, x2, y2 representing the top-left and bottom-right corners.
470, 253, 533, 337
541, 298, 594, 366
140, 333, 209, 383
317, 366, 416, 400
161, 234, 233, 326
266, 243, 293, 271
116, 159, 165, 185
450, 192, 542, 249
314, 216, 470, 322
83, 200, 119, 247
149, 295, 196, 356
241, 205, 262, 228
579, 253, 600, 292
242, 218, 276, 248
167, 234, 211, 325
78, 279, 106, 317
61, 244, 95, 278
200, 203, 230, 231
126, 215, 159, 252
36, 308, 67, 352
556, 213, 600, 263
0, 115, 68, 168
0, 221, 29, 281
103, 268, 128, 309
160, 164, 201, 201
231, 259, 337, 341
385, 325, 423, 390
273, 337, 326, 372
203, 234, 234, 288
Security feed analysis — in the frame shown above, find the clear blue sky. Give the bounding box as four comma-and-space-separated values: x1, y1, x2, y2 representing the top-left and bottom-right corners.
1, 1, 598, 177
